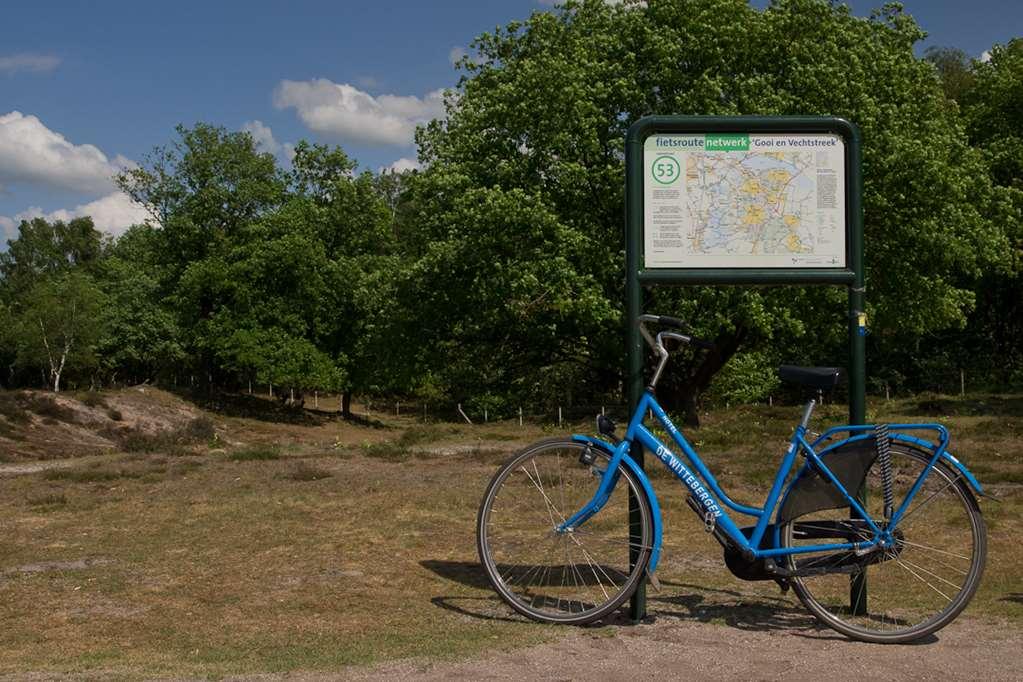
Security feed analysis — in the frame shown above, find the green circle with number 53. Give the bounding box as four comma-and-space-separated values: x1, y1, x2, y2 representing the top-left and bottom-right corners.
651, 155, 681, 185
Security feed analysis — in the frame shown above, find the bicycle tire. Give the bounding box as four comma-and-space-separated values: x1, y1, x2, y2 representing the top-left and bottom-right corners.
476, 438, 652, 625
779, 443, 986, 643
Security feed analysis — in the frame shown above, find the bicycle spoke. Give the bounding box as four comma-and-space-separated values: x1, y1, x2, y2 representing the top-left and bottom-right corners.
571, 528, 652, 551
479, 441, 651, 623
894, 475, 958, 528
782, 445, 984, 642
895, 559, 953, 602
898, 557, 963, 592
518, 464, 564, 528
899, 539, 971, 565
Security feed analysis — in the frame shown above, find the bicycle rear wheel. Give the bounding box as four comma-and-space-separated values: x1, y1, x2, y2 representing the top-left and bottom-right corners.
779, 443, 986, 643
476, 439, 652, 624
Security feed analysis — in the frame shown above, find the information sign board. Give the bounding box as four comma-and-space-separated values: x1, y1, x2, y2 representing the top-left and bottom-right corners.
643, 132, 846, 269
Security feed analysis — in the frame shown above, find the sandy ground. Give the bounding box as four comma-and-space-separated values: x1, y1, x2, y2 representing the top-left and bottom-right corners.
338, 615, 1021, 681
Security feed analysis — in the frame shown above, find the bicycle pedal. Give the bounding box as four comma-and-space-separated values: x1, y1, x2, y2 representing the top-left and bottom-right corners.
647, 571, 662, 592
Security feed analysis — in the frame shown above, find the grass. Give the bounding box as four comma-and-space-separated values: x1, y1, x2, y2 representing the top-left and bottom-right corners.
77, 392, 109, 409
0, 391, 78, 424
25, 491, 68, 508
228, 445, 281, 461
113, 416, 216, 454
0, 392, 1019, 677
280, 461, 332, 481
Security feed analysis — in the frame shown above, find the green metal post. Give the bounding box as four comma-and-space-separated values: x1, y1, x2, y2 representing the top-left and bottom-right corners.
625, 127, 646, 622
847, 127, 868, 616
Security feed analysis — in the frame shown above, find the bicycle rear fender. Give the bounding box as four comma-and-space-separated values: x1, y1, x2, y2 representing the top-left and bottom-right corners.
571, 434, 664, 573
776, 431, 984, 526
890, 433, 984, 496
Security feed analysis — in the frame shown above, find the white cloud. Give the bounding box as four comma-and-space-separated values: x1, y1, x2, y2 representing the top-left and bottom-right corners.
980, 50, 992, 62
449, 46, 467, 65
11, 191, 152, 238
241, 120, 295, 161
0, 53, 60, 75
273, 79, 445, 146
379, 157, 420, 174
0, 111, 130, 194
0, 215, 15, 243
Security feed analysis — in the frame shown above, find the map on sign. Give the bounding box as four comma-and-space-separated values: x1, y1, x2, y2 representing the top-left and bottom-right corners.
643, 133, 846, 269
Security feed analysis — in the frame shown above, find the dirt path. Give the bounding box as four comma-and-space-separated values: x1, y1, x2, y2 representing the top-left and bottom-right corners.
0, 453, 113, 476
342, 616, 1021, 681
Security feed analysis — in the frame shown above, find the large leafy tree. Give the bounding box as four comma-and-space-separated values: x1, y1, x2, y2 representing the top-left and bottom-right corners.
116, 125, 390, 405
949, 39, 1023, 386
407, 0, 1011, 421
117, 124, 292, 390
95, 225, 185, 384
0, 216, 103, 298
289, 142, 398, 416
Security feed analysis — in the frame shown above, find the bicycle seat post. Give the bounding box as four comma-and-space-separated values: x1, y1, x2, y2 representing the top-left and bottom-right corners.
799, 399, 817, 429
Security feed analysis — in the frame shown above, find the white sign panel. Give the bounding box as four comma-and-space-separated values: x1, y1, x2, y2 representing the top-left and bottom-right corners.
643, 133, 847, 269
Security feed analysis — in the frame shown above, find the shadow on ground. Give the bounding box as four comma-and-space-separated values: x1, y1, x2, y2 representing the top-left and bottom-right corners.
420, 559, 854, 636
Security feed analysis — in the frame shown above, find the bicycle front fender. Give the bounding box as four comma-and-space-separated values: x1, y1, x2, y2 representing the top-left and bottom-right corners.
571, 434, 664, 573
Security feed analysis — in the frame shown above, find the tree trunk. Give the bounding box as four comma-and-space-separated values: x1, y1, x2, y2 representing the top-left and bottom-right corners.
342, 391, 353, 419
677, 324, 749, 428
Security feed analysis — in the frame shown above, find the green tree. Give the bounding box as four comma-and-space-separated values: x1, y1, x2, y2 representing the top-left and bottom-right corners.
955, 38, 1023, 385
0, 217, 105, 387
13, 271, 106, 392
290, 142, 398, 416
924, 46, 975, 103
408, 0, 1012, 422
116, 124, 290, 389
95, 225, 185, 384
0, 216, 103, 298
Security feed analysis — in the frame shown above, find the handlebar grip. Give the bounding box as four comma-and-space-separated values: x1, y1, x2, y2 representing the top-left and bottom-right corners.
657, 316, 687, 330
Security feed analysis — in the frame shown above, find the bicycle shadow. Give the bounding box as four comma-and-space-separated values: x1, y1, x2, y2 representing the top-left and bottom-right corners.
421, 560, 842, 635
648, 580, 823, 634
420, 559, 641, 627
421, 559, 491, 590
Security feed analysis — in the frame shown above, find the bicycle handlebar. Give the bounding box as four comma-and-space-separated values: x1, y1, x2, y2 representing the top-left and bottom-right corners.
636, 315, 716, 352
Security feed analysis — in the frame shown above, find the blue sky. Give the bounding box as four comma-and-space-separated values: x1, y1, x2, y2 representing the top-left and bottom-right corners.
1, 0, 1020, 244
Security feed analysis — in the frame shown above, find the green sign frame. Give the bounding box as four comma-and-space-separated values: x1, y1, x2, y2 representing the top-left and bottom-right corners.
624, 116, 866, 622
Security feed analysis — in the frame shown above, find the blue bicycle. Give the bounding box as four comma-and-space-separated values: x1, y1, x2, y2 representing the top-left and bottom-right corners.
476, 315, 986, 643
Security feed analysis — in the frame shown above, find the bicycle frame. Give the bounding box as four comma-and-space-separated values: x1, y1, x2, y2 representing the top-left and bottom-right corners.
560, 389, 983, 576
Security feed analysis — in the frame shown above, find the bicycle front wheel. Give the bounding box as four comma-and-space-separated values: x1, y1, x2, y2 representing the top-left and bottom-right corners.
780, 443, 986, 643
476, 439, 652, 625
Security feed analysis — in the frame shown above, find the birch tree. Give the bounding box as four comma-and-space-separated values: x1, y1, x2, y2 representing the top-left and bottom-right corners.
15, 272, 105, 392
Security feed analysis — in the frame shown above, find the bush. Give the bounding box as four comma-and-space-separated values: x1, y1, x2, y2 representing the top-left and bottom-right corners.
22, 394, 77, 423
0, 393, 31, 424
704, 351, 782, 406
116, 416, 217, 453
228, 445, 281, 461
78, 392, 108, 409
